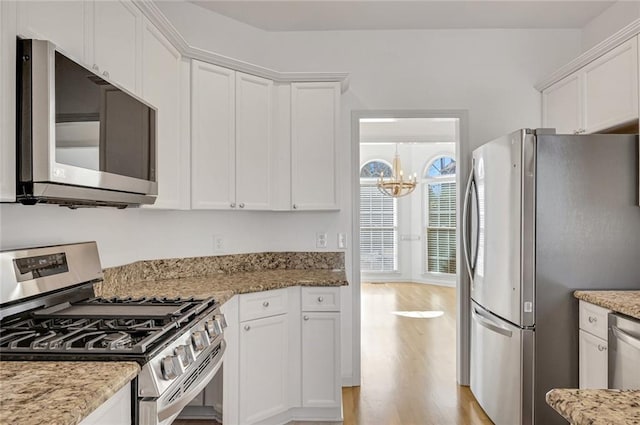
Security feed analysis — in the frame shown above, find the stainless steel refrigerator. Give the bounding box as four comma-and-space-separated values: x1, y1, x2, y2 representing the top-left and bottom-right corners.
463, 129, 640, 425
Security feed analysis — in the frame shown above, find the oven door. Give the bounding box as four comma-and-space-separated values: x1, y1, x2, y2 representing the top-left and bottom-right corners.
139, 341, 225, 425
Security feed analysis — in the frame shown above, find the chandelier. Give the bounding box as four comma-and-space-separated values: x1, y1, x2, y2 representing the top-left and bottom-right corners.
377, 147, 417, 198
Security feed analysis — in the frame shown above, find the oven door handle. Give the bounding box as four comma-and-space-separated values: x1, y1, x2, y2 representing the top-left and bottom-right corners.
157, 340, 226, 422
611, 325, 640, 351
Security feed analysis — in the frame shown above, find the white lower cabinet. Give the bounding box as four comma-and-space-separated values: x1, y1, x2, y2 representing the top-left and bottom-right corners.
578, 300, 610, 389
79, 382, 131, 425
578, 329, 608, 389
301, 312, 341, 408
239, 313, 290, 424
220, 286, 342, 425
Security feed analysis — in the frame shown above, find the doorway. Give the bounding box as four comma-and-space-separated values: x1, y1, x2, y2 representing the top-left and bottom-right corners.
349, 110, 473, 419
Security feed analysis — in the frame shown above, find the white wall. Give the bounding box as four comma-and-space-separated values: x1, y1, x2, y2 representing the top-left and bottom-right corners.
359, 142, 456, 285
581, 1, 640, 52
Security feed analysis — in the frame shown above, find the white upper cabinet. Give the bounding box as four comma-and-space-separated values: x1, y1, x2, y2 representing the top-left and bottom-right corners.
191, 65, 273, 210
542, 74, 581, 135
291, 82, 340, 210
91, 0, 142, 94
583, 37, 638, 133
235, 72, 273, 210
142, 19, 189, 210
16, 1, 88, 62
191, 61, 236, 210
542, 37, 639, 134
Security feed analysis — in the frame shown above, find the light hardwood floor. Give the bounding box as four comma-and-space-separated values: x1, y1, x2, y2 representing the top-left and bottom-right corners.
176, 282, 492, 425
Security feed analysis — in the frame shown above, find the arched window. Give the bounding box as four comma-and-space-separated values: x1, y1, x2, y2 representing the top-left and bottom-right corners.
360, 160, 397, 272
423, 156, 456, 275
360, 160, 393, 178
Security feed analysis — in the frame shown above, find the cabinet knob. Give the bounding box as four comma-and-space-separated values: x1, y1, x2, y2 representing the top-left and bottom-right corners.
317, 296, 324, 303
303, 315, 309, 321
262, 301, 269, 307
244, 325, 250, 331
92, 64, 100, 72
293, 204, 298, 209
230, 203, 236, 208
597, 344, 607, 352
102, 71, 110, 79
239, 203, 245, 208
588, 316, 597, 323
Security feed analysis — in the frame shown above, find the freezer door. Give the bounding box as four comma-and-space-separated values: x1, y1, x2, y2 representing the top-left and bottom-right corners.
470, 301, 534, 425
470, 130, 525, 325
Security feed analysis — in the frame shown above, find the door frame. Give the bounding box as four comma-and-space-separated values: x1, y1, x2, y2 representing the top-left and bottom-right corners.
350, 109, 470, 385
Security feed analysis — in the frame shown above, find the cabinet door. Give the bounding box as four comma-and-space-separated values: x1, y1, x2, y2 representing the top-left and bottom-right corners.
92, 0, 141, 94
191, 61, 236, 209
239, 314, 288, 424
302, 312, 341, 408
583, 37, 639, 133
235, 72, 272, 210
16, 1, 88, 62
141, 19, 189, 209
291, 82, 340, 210
542, 73, 581, 135
579, 329, 608, 389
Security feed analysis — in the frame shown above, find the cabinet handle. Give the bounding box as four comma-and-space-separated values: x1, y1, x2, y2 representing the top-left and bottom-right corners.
293, 204, 298, 209
303, 315, 309, 321
597, 344, 607, 352
230, 203, 236, 208
239, 203, 245, 208
92, 64, 100, 72
588, 316, 597, 323
317, 296, 324, 303
262, 301, 269, 307
573, 130, 580, 135
244, 325, 250, 331
102, 71, 109, 79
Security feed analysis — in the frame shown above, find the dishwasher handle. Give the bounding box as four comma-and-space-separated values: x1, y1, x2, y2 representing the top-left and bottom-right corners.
611, 325, 640, 350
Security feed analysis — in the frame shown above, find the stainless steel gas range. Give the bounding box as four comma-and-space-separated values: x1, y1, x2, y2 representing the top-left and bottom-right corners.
0, 242, 226, 425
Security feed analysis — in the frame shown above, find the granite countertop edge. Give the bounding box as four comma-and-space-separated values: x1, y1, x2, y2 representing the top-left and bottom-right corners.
573, 290, 640, 321
546, 388, 640, 425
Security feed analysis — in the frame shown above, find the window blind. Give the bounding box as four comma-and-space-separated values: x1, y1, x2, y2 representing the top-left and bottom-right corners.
360, 184, 397, 272
426, 181, 456, 274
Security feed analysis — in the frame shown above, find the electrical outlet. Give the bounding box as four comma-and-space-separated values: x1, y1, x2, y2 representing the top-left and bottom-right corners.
316, 232, 328, 249
213, 235, 224, 253
338, 233, 347, 249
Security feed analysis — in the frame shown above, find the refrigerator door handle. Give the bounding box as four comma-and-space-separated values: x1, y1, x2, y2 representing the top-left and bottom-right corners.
462, 164, 475, 281
471, 176, 480, 270
611, 325, 640, 350
472, 307, 513, 338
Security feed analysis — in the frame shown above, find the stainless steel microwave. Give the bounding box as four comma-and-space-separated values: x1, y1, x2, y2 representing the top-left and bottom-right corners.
16, 39, 158, 208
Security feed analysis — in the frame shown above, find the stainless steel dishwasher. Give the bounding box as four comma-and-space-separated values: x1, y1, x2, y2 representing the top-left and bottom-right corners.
609, 313, 640, 389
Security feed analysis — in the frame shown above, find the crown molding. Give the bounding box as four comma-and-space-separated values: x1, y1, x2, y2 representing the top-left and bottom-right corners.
135, 0, 350, 92
535, 19, 640, 91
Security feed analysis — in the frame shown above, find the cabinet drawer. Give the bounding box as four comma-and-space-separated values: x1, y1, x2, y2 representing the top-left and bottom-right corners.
240, 288, 288, 322
301, 287, 340, 312
579, 300, 610, 339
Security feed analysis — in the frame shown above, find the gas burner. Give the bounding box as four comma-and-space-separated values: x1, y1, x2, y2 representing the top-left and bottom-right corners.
98, 332, 133, 350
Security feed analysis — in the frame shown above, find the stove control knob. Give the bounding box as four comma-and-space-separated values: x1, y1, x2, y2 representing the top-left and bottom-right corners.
192, 330, 210, 351
161, 356, 180, 380
205, 318, 223, 337
216, 314, 228, 329
175, 345, 193, 367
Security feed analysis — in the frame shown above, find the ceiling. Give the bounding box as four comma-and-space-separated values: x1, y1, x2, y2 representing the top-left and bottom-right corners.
188, 1, 615, 32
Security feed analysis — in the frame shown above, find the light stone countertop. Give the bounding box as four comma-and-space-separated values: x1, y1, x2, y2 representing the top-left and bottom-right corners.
0, 361, 140, 425
574, 290, 640, 320
546, 388, 640, 425
97, 268, 348, 301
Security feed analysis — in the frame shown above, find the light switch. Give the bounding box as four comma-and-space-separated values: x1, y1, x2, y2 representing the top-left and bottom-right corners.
338, 233, 347, 249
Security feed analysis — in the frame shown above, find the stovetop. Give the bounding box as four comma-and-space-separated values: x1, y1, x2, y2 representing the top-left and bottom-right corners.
0, 296, 219, 359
